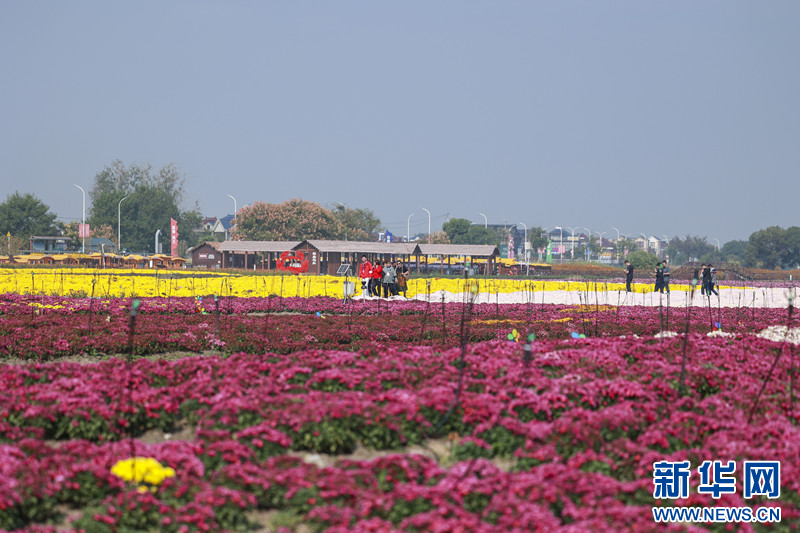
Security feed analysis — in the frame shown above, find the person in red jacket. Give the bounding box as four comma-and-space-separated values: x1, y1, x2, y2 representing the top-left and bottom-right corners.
358, 255, 372, 299
370, 260, 383, 297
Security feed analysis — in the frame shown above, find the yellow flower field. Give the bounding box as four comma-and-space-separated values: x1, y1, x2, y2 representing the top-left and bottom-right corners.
0, 267, 714, 298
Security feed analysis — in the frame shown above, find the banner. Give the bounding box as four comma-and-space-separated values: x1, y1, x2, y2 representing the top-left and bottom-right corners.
170, 218, 179, 257
78, 223, 90, 238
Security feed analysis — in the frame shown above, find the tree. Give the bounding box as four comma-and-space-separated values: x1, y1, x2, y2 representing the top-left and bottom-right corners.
614, 238, 637, 262
0, 192, 60, 242
466, 225, 498, 245
331, 205, 382, 241
626, 250, 659, 270
745, 226, 800, 269
442, 218, 471, 244
528, 226, 549, 254
88, 160, 202, 253
666, 235, 715, 264
230, 199, 342, 241
720, 240, 748, 264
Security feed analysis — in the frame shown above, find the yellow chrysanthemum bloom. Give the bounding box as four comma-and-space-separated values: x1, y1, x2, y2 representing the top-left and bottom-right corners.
111, 457, 175, 491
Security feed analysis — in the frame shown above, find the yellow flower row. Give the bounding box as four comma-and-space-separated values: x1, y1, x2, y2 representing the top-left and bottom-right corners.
0, 268, 732, 298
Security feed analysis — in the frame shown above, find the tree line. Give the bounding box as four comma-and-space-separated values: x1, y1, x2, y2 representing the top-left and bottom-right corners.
1, 160, 798, 269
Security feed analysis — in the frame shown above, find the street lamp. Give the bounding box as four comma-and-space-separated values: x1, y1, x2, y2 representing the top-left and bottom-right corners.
518, 222, 528, 274
226, 194, 237, 241
420, 207, 431, 236
73, 184, 86, 254
566, 226, 579, 260
611, 226, 620, 241
713, 238, 721, 251
226, 194, 238, 217
118, 195, 130, 253
478, 212, 488, 228
407, 213, 415, 243
554, 226, 563, 263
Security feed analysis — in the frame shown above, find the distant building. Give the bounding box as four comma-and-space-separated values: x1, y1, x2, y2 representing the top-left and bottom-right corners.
189, 241, 222, 268
29, 236, 71, 253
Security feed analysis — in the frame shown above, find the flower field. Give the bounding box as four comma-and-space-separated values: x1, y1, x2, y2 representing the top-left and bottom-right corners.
2, 289, 799, 531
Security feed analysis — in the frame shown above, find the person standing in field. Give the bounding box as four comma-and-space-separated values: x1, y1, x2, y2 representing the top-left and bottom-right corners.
396, 260, 410, 298
662, 259, 671, 293
358, 255, 372, 299
654, 261, 664, 293
371, 260, 383, 297
708, 265, 719, 296
701, 264, 711, 295
624, 260, 634, 292
382, 260, 396, 298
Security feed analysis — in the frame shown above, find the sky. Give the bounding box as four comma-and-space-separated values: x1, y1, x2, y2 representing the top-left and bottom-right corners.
1, 1, 799, 244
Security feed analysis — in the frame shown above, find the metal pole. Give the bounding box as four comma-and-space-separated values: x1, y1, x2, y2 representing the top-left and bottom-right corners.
155, 229, 162, 255
555, 226, 563, 263
226, 194, 237, 240
73, 184, 86, 254
420, 207, 431, 235
518, 222, 528, 274
118, 195, 130, 253
566, 226, 578, 261
479, 212, 487, 228
407, 213, 415, 243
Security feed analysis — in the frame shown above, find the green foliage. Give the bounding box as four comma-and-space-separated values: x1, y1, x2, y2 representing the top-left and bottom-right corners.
665, 235, 715, 264
332, 205, 383, 241
88, 160, 202, 253
442, 218, 498, 245
614, 238, 637, 261
0, 192, 60, 242
528, 226, 549, 253
625, 250, 659, 270
745, 225, 800, 269
720, 239, 748, 264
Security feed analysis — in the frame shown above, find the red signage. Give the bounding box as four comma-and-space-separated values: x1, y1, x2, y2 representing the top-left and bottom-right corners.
78, 223, 90, 238
276, 251, 309, 274
170, 218, 179, 258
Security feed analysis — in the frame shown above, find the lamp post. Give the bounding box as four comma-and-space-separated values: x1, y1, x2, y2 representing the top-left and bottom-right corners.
566, 226, 579, 260
226, 194, 237, 240
73, 184, 86, 254
407, 213, 415, 243
226, 194, 237, 217
420, 207, 431, 236
611, 226, 620, 241
554, 226, 563, 263
518, 222, 528, 274
478, 212, 488, 228
713, 238, 721, 251
117, 195, 130, 253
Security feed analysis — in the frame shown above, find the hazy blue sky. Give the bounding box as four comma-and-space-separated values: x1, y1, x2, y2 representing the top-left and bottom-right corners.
2, 1, 798, 243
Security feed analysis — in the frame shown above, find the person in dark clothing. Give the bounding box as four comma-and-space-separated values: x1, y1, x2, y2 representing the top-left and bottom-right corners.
707, 265, 719, 296
662, 259, 671, 293
655, 262, 664, 293
624, 260, 634, 292
701, 264, 711, 295
698, 264, 706, 294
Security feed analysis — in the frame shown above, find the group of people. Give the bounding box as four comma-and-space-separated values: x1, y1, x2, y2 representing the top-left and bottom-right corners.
693, 263, 719, 296
358, 255, 410, 298
623, 259, 671, 293
622, 259, 719, 296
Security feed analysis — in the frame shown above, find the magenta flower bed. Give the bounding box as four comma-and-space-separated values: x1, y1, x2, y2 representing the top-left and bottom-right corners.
2, 333, 798, 531
0, 294, 792, 360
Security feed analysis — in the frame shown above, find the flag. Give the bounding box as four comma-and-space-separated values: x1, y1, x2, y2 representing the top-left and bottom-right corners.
170, 218, 179, 257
